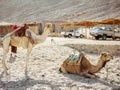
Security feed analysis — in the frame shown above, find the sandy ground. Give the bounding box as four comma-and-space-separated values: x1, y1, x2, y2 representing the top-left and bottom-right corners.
0, 37, 120, 90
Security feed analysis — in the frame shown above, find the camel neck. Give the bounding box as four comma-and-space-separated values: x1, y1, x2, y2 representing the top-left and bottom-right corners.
90, 59, 106, 73
42, 27, 50, 38
37, 27, 50, 43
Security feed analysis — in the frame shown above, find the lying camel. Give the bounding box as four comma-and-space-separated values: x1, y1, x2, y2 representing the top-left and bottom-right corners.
59, 52, 113, 78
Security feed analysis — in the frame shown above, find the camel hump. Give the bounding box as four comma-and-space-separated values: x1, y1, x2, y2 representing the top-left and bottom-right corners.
80, 55, 91, 72
61, 52, 86, 74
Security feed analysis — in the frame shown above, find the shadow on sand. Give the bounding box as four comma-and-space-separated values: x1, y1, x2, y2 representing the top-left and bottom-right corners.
0, 72, 63, 90
7, 55, 17, 63
0, 71, 120, 90
62, 73, 120, 90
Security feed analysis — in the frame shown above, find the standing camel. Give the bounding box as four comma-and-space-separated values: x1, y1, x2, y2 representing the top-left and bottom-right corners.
0, 23, 53, 76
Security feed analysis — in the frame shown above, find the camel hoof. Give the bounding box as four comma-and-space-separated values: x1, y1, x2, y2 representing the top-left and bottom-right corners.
90, 76, 96, 79
25, 75, 30, 80
95, 75, 100, 78
59, 68, 62, 73
3, 72, 9, 78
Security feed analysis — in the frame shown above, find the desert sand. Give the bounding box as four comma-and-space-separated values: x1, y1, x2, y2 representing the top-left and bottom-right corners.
0, 37, 120, 90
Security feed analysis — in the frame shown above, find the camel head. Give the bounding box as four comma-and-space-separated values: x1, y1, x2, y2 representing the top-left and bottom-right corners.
100, 52, 113, 67
23, 23, 29, 30
44, 23, 54, 33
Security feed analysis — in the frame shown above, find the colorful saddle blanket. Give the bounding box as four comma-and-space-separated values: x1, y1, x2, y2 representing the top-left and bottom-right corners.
68, 52, 84, 62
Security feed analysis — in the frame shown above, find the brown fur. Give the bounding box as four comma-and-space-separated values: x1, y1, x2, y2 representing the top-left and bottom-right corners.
14, 24, 29, 37
60, 52, 113, 78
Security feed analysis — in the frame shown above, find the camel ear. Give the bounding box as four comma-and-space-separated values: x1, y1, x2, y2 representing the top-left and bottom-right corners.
46, 23, 52, 28
101, 52, 105, 56
101, 52, 107, 55
46, 24, 50, 28
101, 52, 108, 58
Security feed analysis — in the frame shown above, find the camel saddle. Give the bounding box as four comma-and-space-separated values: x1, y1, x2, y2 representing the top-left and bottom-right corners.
67, 52, 84, 64
14, 25, 35, 44
14, 25, 28, 37
60, 52, 85, 74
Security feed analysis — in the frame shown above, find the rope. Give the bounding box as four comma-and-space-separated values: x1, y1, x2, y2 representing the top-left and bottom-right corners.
50, 38, 61, 53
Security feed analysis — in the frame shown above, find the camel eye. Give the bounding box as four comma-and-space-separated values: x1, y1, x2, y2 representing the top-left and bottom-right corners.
102, 53, 104, 54
107, 53, 111, 56
104, 54, 107, 57
101, 53, 106, 56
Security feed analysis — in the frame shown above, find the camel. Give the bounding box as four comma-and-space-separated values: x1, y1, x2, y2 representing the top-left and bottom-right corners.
59, 52, 113, 78
0, 23, 53, 76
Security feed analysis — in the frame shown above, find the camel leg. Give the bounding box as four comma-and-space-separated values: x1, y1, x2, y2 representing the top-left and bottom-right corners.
82, 73, 96, 78
59, 65, 68, 73
2, 38, 10, 75
78, 70, 96, 78
2, 54, 9, 75
89, 73, 100, 78
25, 44, 32, 76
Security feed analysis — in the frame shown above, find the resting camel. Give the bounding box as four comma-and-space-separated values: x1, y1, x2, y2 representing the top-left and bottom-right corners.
59, 52, 113, 78
0, 23, 53, 76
